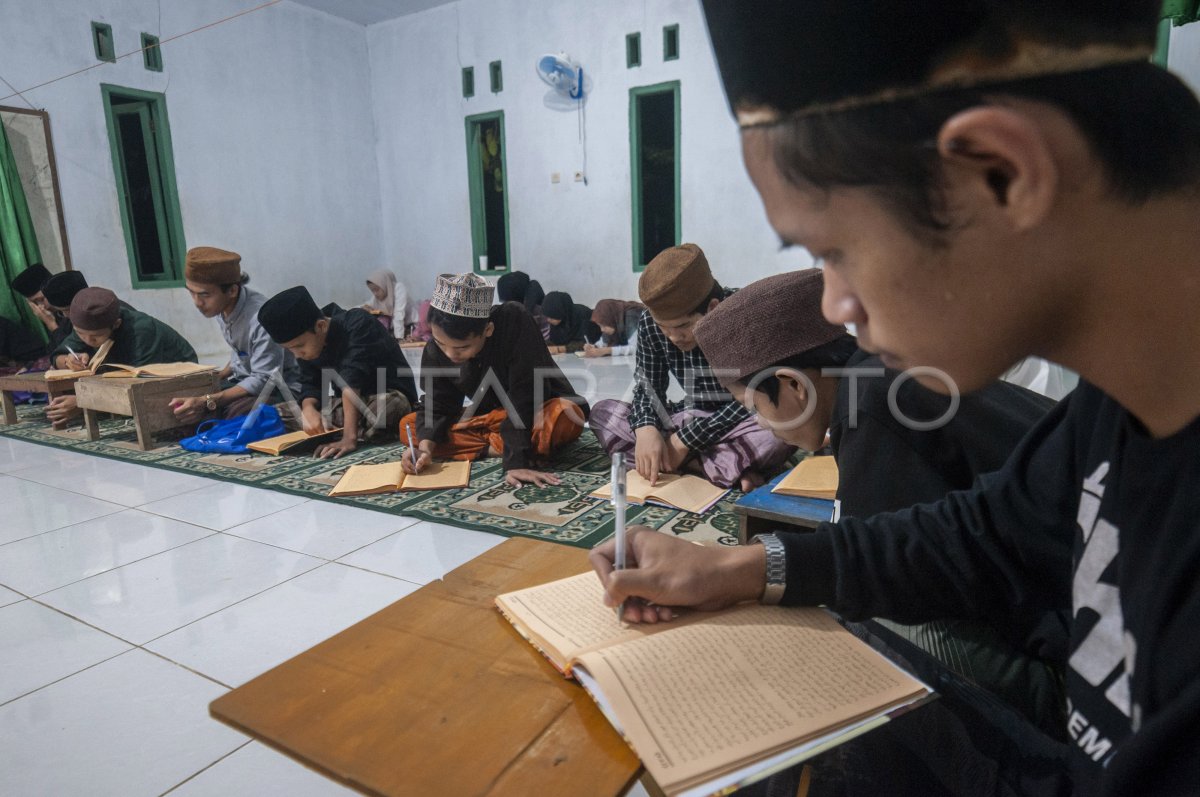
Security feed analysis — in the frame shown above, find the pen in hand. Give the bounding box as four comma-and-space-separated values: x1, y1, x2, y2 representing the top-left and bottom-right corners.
612, 452, 627, 625
65, 345, 84, 368
406, 425, 422, 473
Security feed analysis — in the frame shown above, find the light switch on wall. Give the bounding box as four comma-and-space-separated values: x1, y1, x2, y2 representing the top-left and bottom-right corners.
551, 172, 561, 183
574, 171, 584, 182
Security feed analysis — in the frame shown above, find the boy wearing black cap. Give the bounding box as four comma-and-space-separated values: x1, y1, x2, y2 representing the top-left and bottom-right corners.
592, 2, 1200, 793
258, 285, 417, 460
47, 287, 197, 426
400, 273, 589, 488
9, 263, 59, 342
590, 243, 793, 491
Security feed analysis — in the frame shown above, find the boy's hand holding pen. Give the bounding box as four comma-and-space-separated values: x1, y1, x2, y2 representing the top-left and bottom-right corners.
403, 425, 430, 475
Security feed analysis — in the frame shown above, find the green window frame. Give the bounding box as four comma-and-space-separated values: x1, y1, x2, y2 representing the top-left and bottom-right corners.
92, 22, 115, 63
489, 60, 503, 93
626, 32, 642, 68
663, 24, 680, 61
462, 66, 475, 98
100, 84, 187, 288
141, 33, 162, 71
629, 81, 681, 272
465, 111, 511, 274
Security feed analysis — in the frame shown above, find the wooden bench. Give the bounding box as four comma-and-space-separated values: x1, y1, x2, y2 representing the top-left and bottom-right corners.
732, 470, 837, 543
210, 537, 643, 797
0, 372, 75, 426
74, 371, 219, 450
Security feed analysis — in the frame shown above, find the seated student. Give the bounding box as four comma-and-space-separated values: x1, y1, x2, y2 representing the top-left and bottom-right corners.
9, 263, 63, 347
581, 299, 645, 358
47, 287, 197, 427
0, 315, 47, 376
694, 269, 1064, 732
496, 270, 550, 340
542, 291, 601, 354
400, 273, 589, 488
258, 286, 418, 460
363, 268, 418, 339
40, 270, 135, 354
407, 298, 433, 342
590, 243, 793, 491
170, 247, 301, 423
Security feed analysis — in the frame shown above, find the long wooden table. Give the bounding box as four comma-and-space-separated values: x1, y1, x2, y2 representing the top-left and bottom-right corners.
0, 372, 74, 425
210, 537, 643, 797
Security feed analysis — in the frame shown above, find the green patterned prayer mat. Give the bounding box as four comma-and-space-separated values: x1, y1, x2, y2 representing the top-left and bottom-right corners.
0, 405, 744, 550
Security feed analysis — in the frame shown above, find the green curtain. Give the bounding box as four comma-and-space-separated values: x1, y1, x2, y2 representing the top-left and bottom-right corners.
1161, 0, 1200, 25
0, 115, 46, 340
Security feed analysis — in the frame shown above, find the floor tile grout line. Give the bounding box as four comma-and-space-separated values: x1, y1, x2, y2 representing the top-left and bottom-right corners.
0, 506, 129, 548
157, 740, 254, 796
3, 466, 218, 507
0, 645, 136, 708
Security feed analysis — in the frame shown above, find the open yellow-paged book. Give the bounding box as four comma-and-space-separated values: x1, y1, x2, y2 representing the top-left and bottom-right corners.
496, 572, 932, 797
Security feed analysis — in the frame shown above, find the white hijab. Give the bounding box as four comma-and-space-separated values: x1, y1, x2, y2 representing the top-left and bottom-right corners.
365, 269, 398, 317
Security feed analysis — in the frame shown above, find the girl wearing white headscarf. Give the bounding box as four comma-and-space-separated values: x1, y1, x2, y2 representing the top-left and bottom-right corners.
363, 269, 415, 338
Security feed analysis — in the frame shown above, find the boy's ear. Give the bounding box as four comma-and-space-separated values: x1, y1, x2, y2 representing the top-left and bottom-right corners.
112, 317, 123, 331
483, 322, 495, 339
936, 106, 1058, 232
773, 367, 809, 403
315, 318, 330, 335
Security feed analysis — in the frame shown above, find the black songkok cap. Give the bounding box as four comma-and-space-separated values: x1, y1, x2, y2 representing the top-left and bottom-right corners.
42, 270, 89, 309
701, 0, 1160, 127
10, 263, 52, 298
258, 286, 324, 343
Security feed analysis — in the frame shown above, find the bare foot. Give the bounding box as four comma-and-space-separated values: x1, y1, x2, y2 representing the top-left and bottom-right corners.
486, 445, 501, 457
739, 470, 766, 492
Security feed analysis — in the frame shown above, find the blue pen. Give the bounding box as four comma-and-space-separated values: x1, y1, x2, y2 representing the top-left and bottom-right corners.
406, 425, 422, 473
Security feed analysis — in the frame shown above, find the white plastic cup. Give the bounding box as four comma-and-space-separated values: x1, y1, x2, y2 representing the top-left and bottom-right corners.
478, 255, 489, 270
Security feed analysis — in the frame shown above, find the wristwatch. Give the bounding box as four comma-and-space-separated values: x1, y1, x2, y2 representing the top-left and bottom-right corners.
203, 393, 217, 411
752, 532, 787, 605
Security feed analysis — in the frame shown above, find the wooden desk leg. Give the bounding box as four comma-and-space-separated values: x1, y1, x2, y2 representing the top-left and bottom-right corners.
133, 415, 155, 451
83, 409, 100, 441
738, 515, 749, 546
1, 391, 15, 425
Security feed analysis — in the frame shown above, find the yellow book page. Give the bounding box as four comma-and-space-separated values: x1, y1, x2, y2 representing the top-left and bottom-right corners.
575, 605, 928, 795
245, 428, 342, 455
328, 461, 404, 497
495, 572, 673, 673
44, 339, 115, 381
399, 460, 471, 491
100, 362, 214, 378
592, 472, 727, 514
773, 456, 839, 499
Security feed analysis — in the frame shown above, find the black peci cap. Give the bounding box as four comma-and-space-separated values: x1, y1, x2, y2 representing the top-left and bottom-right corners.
257, 286, 324, 343
10, 263, 52, 298
42, 270, 89, 309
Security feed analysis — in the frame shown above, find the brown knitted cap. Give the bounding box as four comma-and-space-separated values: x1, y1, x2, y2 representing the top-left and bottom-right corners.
69, 287, 121, 331
185, 246, 242, 285
638, 243, 717, 319
693, 269, 848, 385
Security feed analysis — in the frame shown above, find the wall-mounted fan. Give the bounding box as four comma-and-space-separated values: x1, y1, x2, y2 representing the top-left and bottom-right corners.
536, 52, 586, 109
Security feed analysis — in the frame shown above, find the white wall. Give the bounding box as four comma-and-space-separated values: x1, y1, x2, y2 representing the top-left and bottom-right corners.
1169, 22, 1200, 95
366, 0, 807, 308
0, 0, 383, 356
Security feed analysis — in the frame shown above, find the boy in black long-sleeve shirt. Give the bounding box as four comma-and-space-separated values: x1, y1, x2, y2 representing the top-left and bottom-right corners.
591, 3, 1200, 795
259, 286, 417, 460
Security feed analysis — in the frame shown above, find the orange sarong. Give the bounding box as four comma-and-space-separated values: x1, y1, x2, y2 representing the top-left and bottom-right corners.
400, 397, 584, 462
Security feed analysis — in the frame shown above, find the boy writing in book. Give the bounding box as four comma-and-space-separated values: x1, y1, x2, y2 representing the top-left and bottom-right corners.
46, 287, 197, 427
170, 247, 301, 423
693, 270, 1064, 733
589, 243, 793, 491
400, 273, 589, 488
258, 285, 418, 460
593, 1, 1200, 794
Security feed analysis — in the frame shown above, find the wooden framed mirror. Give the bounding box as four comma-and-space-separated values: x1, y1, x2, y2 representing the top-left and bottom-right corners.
1, 104, 73, 272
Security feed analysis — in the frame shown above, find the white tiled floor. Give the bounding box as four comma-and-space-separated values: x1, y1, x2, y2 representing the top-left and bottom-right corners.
0, 355, 655, 796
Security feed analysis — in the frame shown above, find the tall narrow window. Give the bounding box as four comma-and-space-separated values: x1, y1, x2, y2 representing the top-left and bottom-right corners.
101, 85, 186, 286
626, 33, 641, 68
489, 61, 503, 93
462, 66, 475, 98
629, 82, 680, 271
141, 33, 162, 71
465, 112, 510, 273
92, 22, 115, 63
663, 24, 680, 61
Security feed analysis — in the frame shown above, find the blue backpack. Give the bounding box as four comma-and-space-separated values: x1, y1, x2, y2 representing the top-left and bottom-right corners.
179, 403, 285, 454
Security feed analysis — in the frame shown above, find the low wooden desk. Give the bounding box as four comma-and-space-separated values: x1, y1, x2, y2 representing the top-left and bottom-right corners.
733, 471, 837, 543
210, 537, 642, 797
0, 373, 74, 425
74, 371, 218, 450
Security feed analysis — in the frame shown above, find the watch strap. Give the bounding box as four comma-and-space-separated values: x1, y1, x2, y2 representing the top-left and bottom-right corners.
752, 532, 787, 605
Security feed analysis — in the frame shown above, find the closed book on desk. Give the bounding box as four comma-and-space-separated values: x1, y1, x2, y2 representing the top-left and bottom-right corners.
246, 428, 343, 456
772, 456, 839, 499
591, 472, 728, 514
496, 572, 932, 797
328, 460, 471, 497
43, 339, 115, 381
